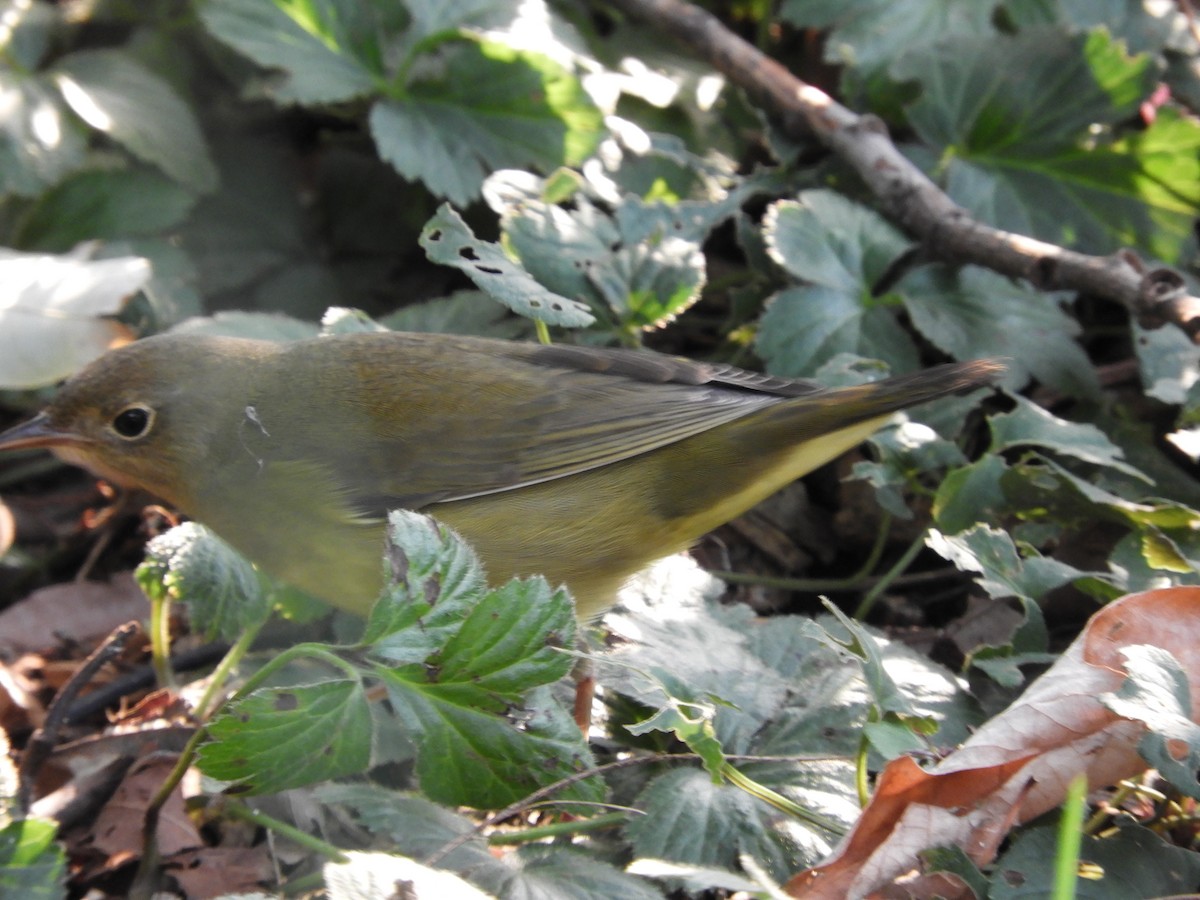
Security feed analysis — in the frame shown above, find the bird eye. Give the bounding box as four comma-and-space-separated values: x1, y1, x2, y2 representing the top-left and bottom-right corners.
111, 405, 154, 440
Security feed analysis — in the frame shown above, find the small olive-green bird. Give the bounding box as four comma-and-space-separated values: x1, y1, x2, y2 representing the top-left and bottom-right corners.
0, 332, 1002, 619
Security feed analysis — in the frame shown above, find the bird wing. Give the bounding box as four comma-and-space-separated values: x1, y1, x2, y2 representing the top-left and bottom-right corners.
317, 335, 819, 513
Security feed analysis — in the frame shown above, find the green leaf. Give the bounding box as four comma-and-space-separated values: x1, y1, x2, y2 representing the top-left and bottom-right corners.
1102, 644, 1200, 798
0, 73, 87, 197
899, 265, 1098, 397
52, 50, 218, 192
896, 28, 1200, 262
18, 168, 198, 251
137, 522, 272, 640
432, 576, 576, 698
362, 509, 490, 663
852, 419, 969, 519
989, 395, 1150, 480
991, 822, 1200, 898
200, 679, 373, 794
199, 0, 382, 104
500, 190, 734, 333
778, 0, 995, 80
419, 203, 595, 327
0, 819, 66, 899
927, 524, 1083, 602
372, 39, 602, 205
625, 767, 821, 884
756, 191, 919, 375
378, 671, 599, 807
933, 453, 1010, 534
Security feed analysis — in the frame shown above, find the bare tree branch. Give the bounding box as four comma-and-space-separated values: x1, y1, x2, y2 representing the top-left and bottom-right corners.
601, 0, 1200, 341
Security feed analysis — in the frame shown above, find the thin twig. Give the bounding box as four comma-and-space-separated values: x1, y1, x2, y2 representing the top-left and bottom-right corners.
599, 0, 1200, 341
16, 621, 141, 815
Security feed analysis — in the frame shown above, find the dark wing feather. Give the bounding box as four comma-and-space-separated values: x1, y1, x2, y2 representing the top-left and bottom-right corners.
302, 334, 796, 513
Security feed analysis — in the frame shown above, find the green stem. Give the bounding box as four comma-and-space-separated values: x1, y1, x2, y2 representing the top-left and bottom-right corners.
148, 587, 175, 691
722, 763, 844, 835
229, 643, 360, 702
854, 526, 928, 620
225, 801, 350, 863
192, 621, 267, 720
535, 319, 552, 345
854, 732, 870, 808
487, 812, 629, 845
1052, 775, 1087, 900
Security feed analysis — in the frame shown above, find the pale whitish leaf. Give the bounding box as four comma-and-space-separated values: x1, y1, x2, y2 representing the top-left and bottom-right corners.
0, 819, 66, 899
52, 50, 217, 192
0, 248, 147, 389
199, 0, 380, 104
199, 680, 373, 794
325, 852, 494, 900
1103, 645, 1200, 798
0, 72, 87, 196
989, 395, 1151, 481
138, 522, 270, 640
419, 204, 595, 327
320, 306, 389, 334
169, 311, 319, 342
1132, 320, 1200, 407
756, 191, 919, 375
900, 264, 1098, 397
927, 524, 1083, 602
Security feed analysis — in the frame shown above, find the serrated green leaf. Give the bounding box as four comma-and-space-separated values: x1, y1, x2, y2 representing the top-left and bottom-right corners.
18, 168, 198, 251
419, 204, 594, 326
52, 50, 217, 192
989, 396, 1149, 480
433, 577, 575, 697
499, 845, 664, 900
899, 265, 1097, 397
625, 767, 820, 884
0, 72, 87, 197
0, 819, 66, 899
318, 785, 498, 873
927, 524, 1083, 602
1102, 645, 1200, 798
137, 522, 271, 640
896, 28, 1199, 262
199, 0, 382, 104
373, 39, 601, 205
200, 679, 373, 793
362, 510, 489, 662
756, 191, 919, 375
377, 670, 599, 807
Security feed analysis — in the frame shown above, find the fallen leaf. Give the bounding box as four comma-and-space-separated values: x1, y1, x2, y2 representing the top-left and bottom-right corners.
786, 586, 1200, 898
0, 246, 145, 389
86, 753, 201, 863
0, 573, 149, 655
